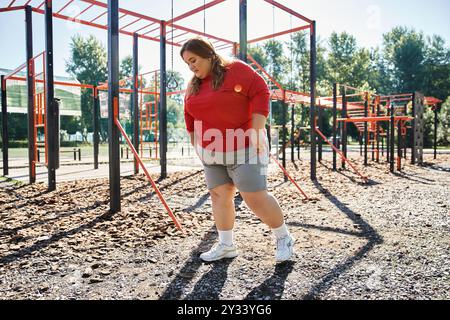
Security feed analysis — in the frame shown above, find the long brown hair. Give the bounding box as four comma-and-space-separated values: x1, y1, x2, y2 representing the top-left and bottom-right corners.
180, 37, 229, 96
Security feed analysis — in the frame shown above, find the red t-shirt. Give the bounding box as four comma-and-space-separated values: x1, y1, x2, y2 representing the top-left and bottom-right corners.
184, 60, 270, 152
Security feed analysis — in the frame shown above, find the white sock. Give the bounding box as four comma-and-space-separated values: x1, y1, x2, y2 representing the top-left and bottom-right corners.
271, 222, 290, 240
218, 230, 234, 246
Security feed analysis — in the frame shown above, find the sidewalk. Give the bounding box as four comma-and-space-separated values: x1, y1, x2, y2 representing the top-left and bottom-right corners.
1, 155, 204, 184
1, 147, 448, 184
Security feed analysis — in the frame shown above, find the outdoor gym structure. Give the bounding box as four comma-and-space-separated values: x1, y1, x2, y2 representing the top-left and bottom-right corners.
311, 85, 442, 181
0, 0, 316, 225
0, 1, 443, 227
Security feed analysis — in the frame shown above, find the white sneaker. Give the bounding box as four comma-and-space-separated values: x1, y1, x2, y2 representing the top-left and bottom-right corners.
200, 242, 238, 262
275, 234, 295, 262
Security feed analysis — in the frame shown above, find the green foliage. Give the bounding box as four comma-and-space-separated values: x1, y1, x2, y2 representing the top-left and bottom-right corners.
65, 35, 149, 135
1, 140, 28, 148
382, 27, 426, 93
167, 97, 183, 128
422, 35, 450, 101
263, 40, 288, 84
248, 45, 268, 68
437, 98, 450, 145
8, 28, 442, 148
60, 115, 81, 134
65, 35, 108, 131
326, 32, 374, 91
119, 55, 133, 81
6, 114, 28, 140
248, 27, 449, 146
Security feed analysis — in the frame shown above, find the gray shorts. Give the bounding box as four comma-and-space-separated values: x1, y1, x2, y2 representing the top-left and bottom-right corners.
202, 156, 268, 193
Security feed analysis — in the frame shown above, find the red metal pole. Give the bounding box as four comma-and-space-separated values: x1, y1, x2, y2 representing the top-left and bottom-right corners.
115, 118, 183, 232
269, 154, 309, 200
315, 127, 369, 183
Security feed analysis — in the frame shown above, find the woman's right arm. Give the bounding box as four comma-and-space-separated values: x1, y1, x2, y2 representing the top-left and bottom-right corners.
189, 131, 195, 146
184, 90, 196, 147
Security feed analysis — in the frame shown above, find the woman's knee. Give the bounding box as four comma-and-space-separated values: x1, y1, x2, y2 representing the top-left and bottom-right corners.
209, 183, 236, 204
240, 190, 269, 208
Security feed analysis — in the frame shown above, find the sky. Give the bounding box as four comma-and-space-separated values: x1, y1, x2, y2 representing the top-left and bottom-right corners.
1, 0, 449, 84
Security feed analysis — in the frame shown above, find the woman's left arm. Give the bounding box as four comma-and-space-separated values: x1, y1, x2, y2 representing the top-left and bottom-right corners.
251, 113, 268, 154
244, 63, 270, 154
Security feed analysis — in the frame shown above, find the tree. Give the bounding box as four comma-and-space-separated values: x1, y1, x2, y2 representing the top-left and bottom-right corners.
422, 35, 450, 100
119, 55, 133, 82
248, 45, 268, 68
263, 39, 288, 84
437, 98, 450, 145
65, 35, 108, 132
327, 32, 357, 85
166, 70, 185, 105
369, 47, 393, 94
167, 98, 183, 128
382, 27, 426, 93
326, 32, 374, 91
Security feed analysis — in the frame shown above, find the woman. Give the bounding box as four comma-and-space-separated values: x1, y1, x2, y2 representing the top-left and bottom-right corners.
181, 37, 295, 263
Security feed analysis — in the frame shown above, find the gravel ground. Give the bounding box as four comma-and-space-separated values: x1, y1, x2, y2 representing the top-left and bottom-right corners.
0, 153, 449, 300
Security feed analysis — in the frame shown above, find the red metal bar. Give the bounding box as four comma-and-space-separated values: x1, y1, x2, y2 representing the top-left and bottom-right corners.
9, 75, 96, 91
4, 51, 45, 80
37, 1, 45, 10
380, 98, 411, 103
56, 0, 75, 14
425, 97, 442, 105
80, 0, 161, 24
120, 17, 142, 31
90, 10, 107, 23
172, 23, 234, 45
285, 89, 310, 98
142, 26, 160, 36
173, 38, 191, 46
215, 44, 233, 51
248, 24, 310, 44
381, 93, 412, 98
337, 116, 413, 123
72, 3, 94, 21
315, 128, 368, 183
0, 5, 25, 13
132, 22, 156, 34
247, 54, 284, 91
28, 7, 170, 46
3, 5, 189, 47
170, 31, 189, 41
167, 0, 226, 25
214, 42, 233, 50
7, 0, 16, 7
263, 0, 313, 24
269, 154, 309, 200
167, 90, 186, 96
4, 62, 27, 80
323, 92, 366, 100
